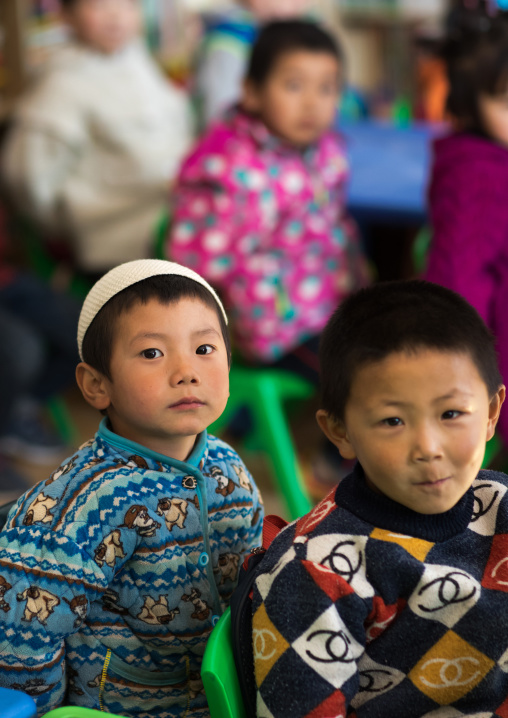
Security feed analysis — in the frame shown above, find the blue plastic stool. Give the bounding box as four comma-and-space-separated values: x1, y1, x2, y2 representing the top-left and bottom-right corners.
0, 687, 37, 718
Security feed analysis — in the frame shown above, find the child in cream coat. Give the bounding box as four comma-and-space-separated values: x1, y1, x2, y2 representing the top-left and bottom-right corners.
1, 0, 193, 275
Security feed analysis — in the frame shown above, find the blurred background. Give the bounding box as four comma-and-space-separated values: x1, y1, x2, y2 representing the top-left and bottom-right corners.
0, 0, 457, 517
0, 0, 451, 282
0, 0, 447, 119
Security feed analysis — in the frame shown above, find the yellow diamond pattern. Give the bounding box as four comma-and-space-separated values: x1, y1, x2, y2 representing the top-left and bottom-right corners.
253, 603, 290, 686
371, 527, 434, 562
409, 630, 495, 704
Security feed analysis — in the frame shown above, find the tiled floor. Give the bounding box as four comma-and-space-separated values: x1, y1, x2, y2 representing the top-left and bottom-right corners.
4, 386, 293, 518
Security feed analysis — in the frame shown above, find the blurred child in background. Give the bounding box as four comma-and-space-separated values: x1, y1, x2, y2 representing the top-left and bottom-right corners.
168, 20, 369, 491
1, 0, 193, 277
194, 0, 310, 128
424, 0, 508, 452
0, 204, 80, 490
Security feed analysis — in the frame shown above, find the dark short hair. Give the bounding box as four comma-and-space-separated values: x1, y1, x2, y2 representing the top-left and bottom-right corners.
82, 275, 231, 380
246, 19, 343, 87
319, 280, 502, 421
442, 3, 508, 130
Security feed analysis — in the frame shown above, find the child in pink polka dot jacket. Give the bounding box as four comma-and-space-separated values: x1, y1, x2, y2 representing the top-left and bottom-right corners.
167, 20, 368, 373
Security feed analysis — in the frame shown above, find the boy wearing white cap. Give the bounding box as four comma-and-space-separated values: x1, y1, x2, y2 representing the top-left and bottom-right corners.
0, 259, 263, 717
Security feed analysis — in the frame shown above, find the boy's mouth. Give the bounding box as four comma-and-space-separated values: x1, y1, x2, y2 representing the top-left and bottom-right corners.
416, 476, 450, 487
169, 397, 205, 410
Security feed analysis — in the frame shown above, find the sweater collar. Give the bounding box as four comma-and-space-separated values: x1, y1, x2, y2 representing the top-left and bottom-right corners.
335, 462, 475, 542
97, 417, 208, 471
227, 106, 320, 161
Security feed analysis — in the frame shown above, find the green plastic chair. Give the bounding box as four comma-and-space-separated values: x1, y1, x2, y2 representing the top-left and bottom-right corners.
209, 365, 314, 521
412, 225, 432, 275
201, 607, 247, 718
46, 395, 80, 446
43, 708, 123, 717
14, 214, 92, 301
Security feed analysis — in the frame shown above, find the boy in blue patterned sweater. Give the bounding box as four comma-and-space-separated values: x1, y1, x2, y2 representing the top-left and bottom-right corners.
253, 280, 508, 718
0, 259, 263, 717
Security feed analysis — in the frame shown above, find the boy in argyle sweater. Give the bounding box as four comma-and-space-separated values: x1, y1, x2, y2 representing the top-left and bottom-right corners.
252, 280, 508, 718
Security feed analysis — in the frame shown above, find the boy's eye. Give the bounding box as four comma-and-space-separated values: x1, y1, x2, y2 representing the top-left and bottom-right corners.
382, 417, 403, 427
196, 344, 214, 355
141, 348, 162, 359
285, 80, 301, 91
442, 410, 462, 420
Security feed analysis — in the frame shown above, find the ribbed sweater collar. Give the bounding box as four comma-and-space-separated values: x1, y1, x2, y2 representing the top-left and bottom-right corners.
227, 106, 324, 160
335, 463, 474, 543
98, 417, 207, 469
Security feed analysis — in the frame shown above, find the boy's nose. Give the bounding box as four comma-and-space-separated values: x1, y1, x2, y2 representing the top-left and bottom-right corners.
169, 358, 200, 386
411, 425, 443, 462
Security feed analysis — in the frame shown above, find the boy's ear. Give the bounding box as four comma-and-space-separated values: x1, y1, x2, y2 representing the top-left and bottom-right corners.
487, 384, 506, 441
76, 362, 111, 411
241, 79, 261, 114
316, 409, 357, 461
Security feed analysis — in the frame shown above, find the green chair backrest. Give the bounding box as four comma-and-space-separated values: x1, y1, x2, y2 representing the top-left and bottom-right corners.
14, 215, 92, 301
201, 607, 247, 718
208, 366, 314, 521
412, 225, 432, 275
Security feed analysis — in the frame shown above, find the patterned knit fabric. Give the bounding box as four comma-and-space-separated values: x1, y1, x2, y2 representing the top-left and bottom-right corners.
424, 132, 508, 446
168, 107, 369, 362
253, 463, 508, 717
0, 419, 263, 717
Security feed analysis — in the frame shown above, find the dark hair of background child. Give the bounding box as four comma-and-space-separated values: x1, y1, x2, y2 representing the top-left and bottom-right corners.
442, 1, 508, 131
245, 19, 343, 87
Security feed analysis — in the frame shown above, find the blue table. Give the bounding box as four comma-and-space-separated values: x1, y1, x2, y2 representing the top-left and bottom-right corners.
340, 119, 448, 226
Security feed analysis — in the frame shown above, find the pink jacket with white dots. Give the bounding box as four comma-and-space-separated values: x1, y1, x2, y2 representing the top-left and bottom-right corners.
167, 107, 368, 362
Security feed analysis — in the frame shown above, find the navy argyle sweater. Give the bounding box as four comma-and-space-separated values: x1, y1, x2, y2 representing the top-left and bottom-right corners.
0, 419, 263, 717
253, 464, 508, 718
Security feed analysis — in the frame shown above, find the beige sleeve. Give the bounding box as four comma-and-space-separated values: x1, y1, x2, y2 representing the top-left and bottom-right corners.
1, 123, 79, 229
164, 90, 196, 182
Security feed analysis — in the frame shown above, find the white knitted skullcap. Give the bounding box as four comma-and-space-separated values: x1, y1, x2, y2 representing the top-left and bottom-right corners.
77, 259, 228, 361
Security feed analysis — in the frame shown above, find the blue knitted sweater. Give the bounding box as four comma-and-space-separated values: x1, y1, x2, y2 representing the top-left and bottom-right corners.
0, 419, 263, 717
253, 464, 508, 717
